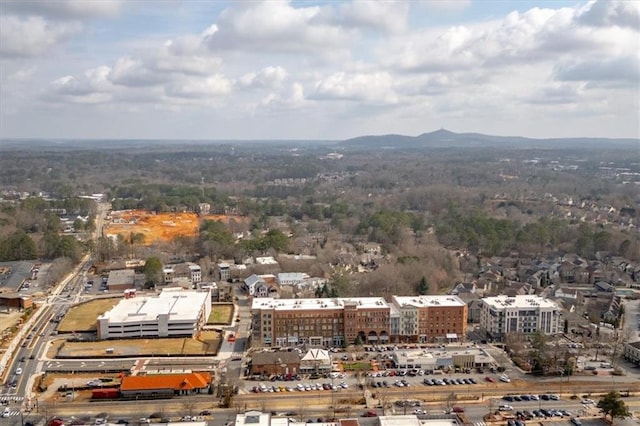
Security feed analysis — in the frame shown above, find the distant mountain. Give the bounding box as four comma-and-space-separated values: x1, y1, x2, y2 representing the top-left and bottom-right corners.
340, 129, 639, 150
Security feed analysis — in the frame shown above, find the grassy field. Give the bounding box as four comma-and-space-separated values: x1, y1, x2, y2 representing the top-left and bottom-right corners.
57, 298, 120, 333
207, 303, 234, 325
342, 362, 371, 371
56, 330, 222, 358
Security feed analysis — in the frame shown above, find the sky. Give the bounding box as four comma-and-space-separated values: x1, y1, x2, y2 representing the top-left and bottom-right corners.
0, 0, 639, 141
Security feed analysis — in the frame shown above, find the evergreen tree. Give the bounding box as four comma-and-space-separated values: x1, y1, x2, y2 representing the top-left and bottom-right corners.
417, 276, 430, 295
144, 256, 163, 287
597, 391, 630, 424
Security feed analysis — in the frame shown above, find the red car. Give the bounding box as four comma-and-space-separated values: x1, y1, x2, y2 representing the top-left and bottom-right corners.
362, 410, 378, 417
452, 406, 465, 413
485, 376, 496, 383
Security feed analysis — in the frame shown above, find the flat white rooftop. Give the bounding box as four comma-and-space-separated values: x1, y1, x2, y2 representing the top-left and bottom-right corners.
482, 295, 559, 309
99, 289, 209, 324
392, 295, 466, 308
379, 416, 458, 426
252, 297, 389, 311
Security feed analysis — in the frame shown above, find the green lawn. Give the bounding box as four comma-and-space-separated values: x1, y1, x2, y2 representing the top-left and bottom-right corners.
342, 362, 371, 371
207, 303, 234, 325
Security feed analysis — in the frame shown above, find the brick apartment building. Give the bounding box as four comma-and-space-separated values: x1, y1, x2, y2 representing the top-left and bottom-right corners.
391, 295, 468, 343
251, 295, 467, 347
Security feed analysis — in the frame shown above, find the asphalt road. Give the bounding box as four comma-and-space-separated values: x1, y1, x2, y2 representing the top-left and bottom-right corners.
7, 390, 640, 426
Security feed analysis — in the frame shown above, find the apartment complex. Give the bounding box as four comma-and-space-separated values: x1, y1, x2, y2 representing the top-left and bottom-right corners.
162, 262, 202, 286
391, 296, 468, 343
97, 288, 211, 339
479, 295, 561, 340
250, 295, 468, 347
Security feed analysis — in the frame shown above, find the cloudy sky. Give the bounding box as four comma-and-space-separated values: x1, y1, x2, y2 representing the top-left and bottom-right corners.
0, 0, 638, 140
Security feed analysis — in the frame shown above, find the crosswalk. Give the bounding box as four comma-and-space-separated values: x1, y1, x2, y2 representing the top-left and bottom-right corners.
0, 395, 24, 403
2, 409, 22, 417
473, 422, 487, 426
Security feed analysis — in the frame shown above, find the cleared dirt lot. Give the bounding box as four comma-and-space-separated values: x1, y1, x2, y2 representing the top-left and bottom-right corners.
55, 330, 222, 358
57, 298, 121, 333
0, 310, 23, 334
104, 210, 249, 244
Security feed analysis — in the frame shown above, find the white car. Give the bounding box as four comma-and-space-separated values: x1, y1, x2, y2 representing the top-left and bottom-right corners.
499, 375, 510, 383
2, 408, 10, 418
582, 399, 595, 405
15, 368, 22, 375
499, 405, 514, 411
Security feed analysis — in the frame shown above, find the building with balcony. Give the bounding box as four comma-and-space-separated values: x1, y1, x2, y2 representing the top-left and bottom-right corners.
251, 297, 390, 347
479, 295, 561, 340
391, 296, 468, 343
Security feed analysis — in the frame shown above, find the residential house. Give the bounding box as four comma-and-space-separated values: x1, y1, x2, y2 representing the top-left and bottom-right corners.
244, 274, 265, 295
216, 262, 231, 282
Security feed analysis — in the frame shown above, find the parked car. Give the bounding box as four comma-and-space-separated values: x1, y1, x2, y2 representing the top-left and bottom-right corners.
485, 376, 496, 383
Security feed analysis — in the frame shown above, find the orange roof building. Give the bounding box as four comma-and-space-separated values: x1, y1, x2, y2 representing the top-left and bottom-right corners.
120, 372, 211, 399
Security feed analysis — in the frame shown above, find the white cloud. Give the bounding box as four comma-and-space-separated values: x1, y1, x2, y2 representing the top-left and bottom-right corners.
1, 0, 122, 20
165, 75, 232, 100
381, 2, 638, 73
555, 56, 640, 83
238, 66, 288, 90
203, 0, 355, 57
336, 1, 409, 34
3, 0, 638, 139
7, 66, 37, 82
109, 57, 169, 87
578, 0, 640, 29
312, 72, 398, 104
524, 82, 586, 105
49, 66, 113, 104
417, 0, 472, 13
0, 15, 81, 58
259, 82, 305, 110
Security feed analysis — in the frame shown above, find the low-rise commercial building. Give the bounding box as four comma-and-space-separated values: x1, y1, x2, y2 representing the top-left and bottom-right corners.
391, 346, 494, 370
479, 295, 561, 340
97, 288, 211, 339
107, 269, 135, 291
624, 341, 640, 365
119, 372, 211, 399
250, 351, 301, 376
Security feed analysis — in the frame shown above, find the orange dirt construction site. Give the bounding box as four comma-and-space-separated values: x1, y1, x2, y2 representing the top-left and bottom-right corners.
104, 210, 248, 244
